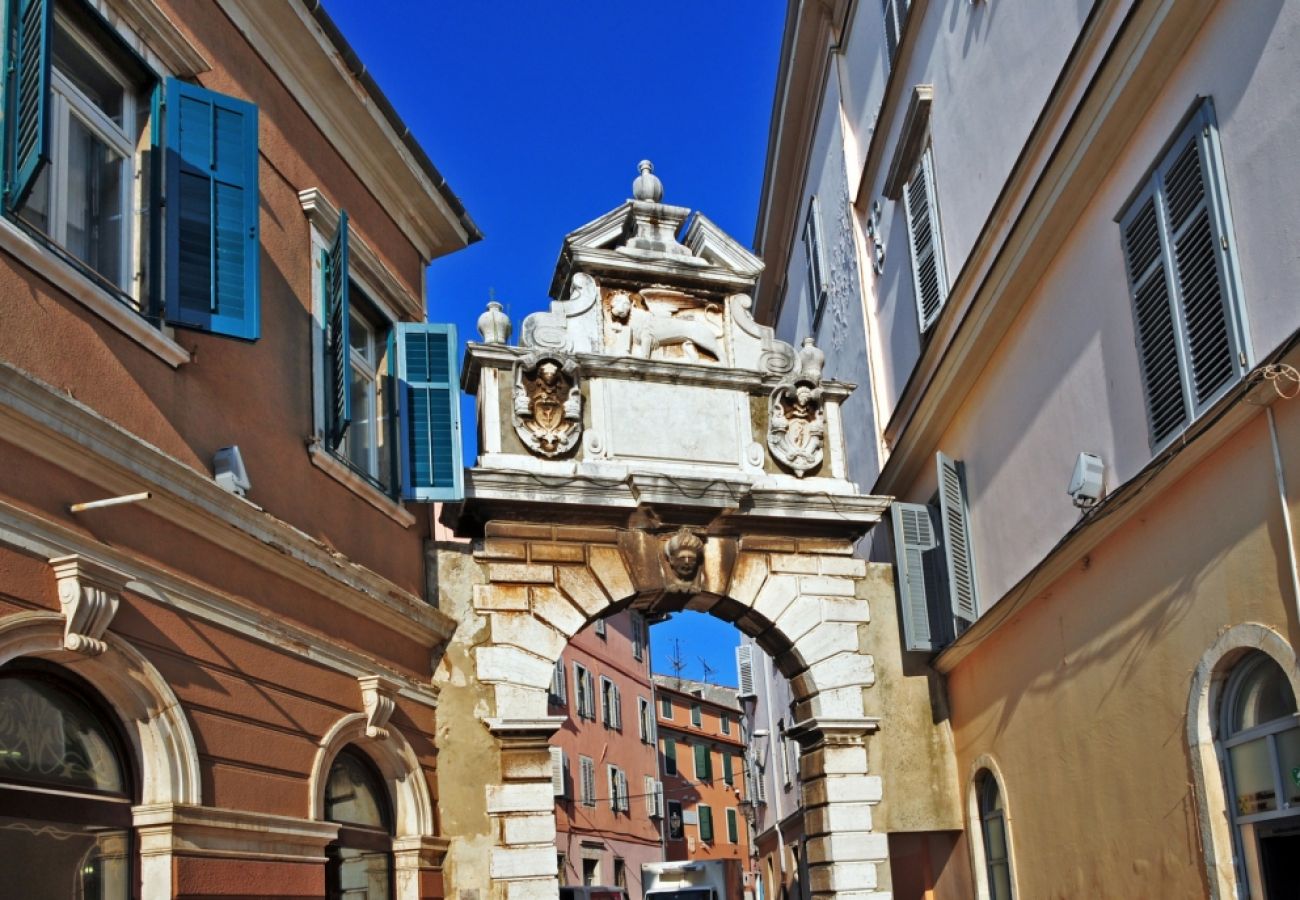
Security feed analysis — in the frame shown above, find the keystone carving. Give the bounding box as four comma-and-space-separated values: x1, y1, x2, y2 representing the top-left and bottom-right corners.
51, 555, 127, 656
768, 338, 827, 478
512, 352, 582, 458
358, 675, 401, 740
662, 527, 706, 590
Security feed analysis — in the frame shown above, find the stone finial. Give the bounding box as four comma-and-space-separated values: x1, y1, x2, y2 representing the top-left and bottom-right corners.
51, 555, 127, 656
632, 160, 663, 203
477, 299, 511, 344
797, 336, 825, 383
358, 675, 401, 740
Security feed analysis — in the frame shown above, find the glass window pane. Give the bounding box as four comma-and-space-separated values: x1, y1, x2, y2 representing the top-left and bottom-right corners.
1276, 727, 1300, 806
0, 816, 129, 900
0, 677, 126, 793
327, 844, 389, 900
983, 813, 1008, 861
348, 306, 371, 360
54, 26, 125, 126
1229, 736, 1277, 815
325, 750, 390, 831
64, 114, 125, 289
347, 364, 375, 477
989, 860, 1012, 900
1228, 654, 1297, 734
17, 165, 52, 236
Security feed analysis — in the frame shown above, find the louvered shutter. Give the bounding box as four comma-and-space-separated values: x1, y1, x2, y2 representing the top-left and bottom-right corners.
322, 212, 351, 449
905, 148, 948, 333
803, 196, 826, 322
550, 746, 566, 797
727, 808, 739, 843
937, 452, 978, 627
580, 756, 595, 806
723, 752, 734, 786
165, 78, 260, 339
613, 685, 622, 730
618, 770, 629, 811
550, 658, 566, 705
891, 501, 938, 651
755, 757, 768, 803
665, 738, 677, 776
881, 0, 901, 63
695, 744, 712, 781
2, 0, 51, 211
698, 805, 714, 842
397, 322, 463, 500
736, 645, 755, 697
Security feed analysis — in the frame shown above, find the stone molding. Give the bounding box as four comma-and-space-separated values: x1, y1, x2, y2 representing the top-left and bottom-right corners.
51, 554, 127, 655
133, 803, 341, 862
359, 674, 402, 740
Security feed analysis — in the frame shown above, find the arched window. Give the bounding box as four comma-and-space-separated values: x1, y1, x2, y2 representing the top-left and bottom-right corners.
325, 746, 394, 900
975, 770, 1013, 900
1218, 651, 1300, 897
0, 663, 135, 898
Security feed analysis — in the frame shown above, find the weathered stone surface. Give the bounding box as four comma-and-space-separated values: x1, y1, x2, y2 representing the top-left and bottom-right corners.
489, 613, 567, 661
802, 774, 882, 807
813, 685, 867, 719
796, 621, 862, 666
808, 860, 878, 892
489, 845, 557, 878
817, 555, 868, 577
769, 553, 820, 574
802, 801, 877, 835
486, 522, 554, 540
587, 546, 635, 601
488, 563, 556, 585
807, 651, 875, 692
486, 782, 554, 815
819, 595, 870, 623
553, 525, 619, 544
506, 878, 561, 900
478, 539, 528, 561
805, 831, 889, 864
528, 543, 586, 564
554, 565, 609, 616
499, 749, 553, 783
801, 744, 869, 779
528, 586, 587, 637
771, 593, 826, 645
798, 574, 857, 597
474, 584, 530, 611
501, 813, 555, 846
492, 684, 549, 720
752, 574, 800, 623
740, 536, 797, 553
476, 646, 553, 688
796, 537, 856, 555
726, 552, 770, 607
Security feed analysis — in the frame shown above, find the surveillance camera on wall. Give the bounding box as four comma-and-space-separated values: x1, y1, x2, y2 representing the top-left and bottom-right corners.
213, 445, 251, 497
1068, 452, 1105, 509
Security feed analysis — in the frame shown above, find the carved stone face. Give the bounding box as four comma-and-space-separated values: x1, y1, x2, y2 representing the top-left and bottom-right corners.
538, 361, 559, 386
669, 548, 700, 582
610, 293, 632, 321
795, 384, 813, 405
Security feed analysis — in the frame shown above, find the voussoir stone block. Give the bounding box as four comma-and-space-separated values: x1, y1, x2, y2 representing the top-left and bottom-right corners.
486, 782, 554, 815
477, 646, 553, 688
818, 595, 870, 624
529, 586, 588, 637
475, 584, 530, 611
587, 546, 635, 601
488, 563, 556, 585
769, 553, 820, 575
489, 845, 557, 879
502, 813, 556, 846
528, 543, 586, 564
772, 593, 825, 644
493, 684, 550, 721
813, 686, 867, 719
490, 613, 567, 660
752, 574, 800, 623
797, 621, 862, 667
808, 651, 875, 691
555, 565, 610, 616
798, 574, 857, 597
726, 552, 770, 607
817, 555, 868, 577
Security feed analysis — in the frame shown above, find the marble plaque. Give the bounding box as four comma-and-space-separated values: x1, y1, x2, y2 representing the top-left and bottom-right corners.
604, 380, 740, 465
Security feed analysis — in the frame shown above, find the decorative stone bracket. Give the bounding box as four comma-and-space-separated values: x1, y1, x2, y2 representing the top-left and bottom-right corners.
358, 674, 402, 740
51, 555, 128, 656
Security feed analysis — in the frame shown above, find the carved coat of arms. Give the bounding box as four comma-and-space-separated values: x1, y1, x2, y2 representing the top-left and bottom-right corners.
512, 352, 582, 458
767, 338, 826, 477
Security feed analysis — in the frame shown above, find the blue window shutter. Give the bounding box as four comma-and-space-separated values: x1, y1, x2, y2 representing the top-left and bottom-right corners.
322, 212, 351, 450
164, 77, 260, 339
2, 0, 51, 211
397, 322, 462, 500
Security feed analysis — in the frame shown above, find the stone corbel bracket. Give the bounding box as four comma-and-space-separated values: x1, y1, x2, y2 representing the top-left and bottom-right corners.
358, 674, 402, 740
51, 555, 128, 656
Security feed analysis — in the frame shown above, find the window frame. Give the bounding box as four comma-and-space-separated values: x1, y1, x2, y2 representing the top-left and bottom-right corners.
578, 755, 596, 807
802, 194, 827, 328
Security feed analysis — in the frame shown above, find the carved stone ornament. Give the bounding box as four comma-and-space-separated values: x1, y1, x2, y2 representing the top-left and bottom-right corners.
512, 352, 582, 458
607, 289, 725, 364
662, 527, 706, 590
51, 555, 128, 656
767, 338, 827, 477
358, 675, 401, 740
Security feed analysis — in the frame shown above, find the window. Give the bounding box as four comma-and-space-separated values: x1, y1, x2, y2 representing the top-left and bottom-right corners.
666, 800, 684, 841
721, 713, 731, 735
974, 771, 1012, 900
1120, 99, 1248, 449
550, 746, 567, 798
324, 747, 394, 900
579, 755, 596, 807
660, 694, 673, 719
892, 452, 980, 651
691, 702, 702, 727
600, 676, 621, 730
574, 663, 595, 720
727, 807, 739, 844
697, 804, 714, 843
723, 751, 734, 786
694, 743, 713, 782
881, 0, 912, 65
736, 644, 755, 697
905, 146, 949, 333
645, 775, 663, 817
594, 616, 606, 638
318, 213, 463, 500
613, 857, 626, 889
638, 696, 653, 743
663, 738, 677, 777
0, 666, 134, 897
1217, 651, 1300, 896
550, 657, 567, 706
2, 2, 261, 339
631, 613, 645, 661
803, 195, 827, 326
608, 765, 628, 812
781, 734, 794, 788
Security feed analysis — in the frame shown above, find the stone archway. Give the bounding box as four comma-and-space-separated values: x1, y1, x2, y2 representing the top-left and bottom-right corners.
439, 520, 887, 900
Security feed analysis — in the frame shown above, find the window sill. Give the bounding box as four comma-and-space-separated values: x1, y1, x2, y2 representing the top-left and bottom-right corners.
307, 441, 416, 528
0, 216, 191, 367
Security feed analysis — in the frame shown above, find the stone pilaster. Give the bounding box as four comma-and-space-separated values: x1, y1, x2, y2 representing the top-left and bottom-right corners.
483, 717, 566, 900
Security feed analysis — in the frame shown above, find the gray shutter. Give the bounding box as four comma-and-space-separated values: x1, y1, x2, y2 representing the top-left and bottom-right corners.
1122, 188, 1188, 445
891, 501, 938, 651
3, 0, 51, 211
323, 212, 351, 450
803, 196, 826, 323
881, 0, 901, 63
937, 452, 978, 626
905, 148, 948, 332
550, 746, 566, 797
736, 645, 755, 697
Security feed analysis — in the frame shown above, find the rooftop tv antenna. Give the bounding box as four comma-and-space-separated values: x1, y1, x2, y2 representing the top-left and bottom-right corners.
699, 657, 716, 685
668, 639, 687, 689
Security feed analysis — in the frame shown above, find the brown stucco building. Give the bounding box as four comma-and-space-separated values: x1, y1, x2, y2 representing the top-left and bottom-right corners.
0, 1, 476, 897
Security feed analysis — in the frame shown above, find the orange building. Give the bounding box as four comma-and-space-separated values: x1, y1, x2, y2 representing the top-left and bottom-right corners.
551, 610, 662, 896
654, 676, 753, 897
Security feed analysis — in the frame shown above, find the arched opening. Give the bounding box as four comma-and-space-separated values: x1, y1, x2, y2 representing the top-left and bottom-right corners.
971, 770, 1012, 900
325, 746, 396, 900
0, 660, 137, 898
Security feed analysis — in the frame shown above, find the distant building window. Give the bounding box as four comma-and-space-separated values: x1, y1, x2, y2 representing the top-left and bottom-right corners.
574, 663, 595, 720
594, 616, 606, 638
697, 804, 714, 843
1119, 99, 1247, 450
600, 676, 622, 730
691, 703, 702, 727
608, 765, 628, 812
631, 614, 645, 661
881, 0, 912, 64
727, 807, 740, 844
802, 196, 827, 327
660, 695, 673, 719
721, 714, 731, 735
549, 657, 566, 706
694, 743, 713, 782
666, 800, 684, 841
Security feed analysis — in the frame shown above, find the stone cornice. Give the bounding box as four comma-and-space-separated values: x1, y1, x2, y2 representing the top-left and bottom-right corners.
0, 362, 456, 648
134, 803, 340, 861
101, 0, 209, 77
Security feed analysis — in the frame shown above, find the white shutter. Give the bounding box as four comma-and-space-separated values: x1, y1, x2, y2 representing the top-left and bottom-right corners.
551, 657, 566, 704
736, 645, 755, 697
551, 746, 566, 797
937, 452, 978, 626
614, 685, 622, 730
891, 501, 938, 651
580, 756, 595, 806
618, 770, 629, 812
905, 148, 948, 332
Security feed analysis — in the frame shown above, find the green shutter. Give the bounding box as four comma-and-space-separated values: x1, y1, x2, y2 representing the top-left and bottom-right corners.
2, 0, 51, 211
164, 77, 260, 339
727, 807, 739, 843
695, 744, 712, 781
396, 322, 463, 500
664, 738, 677, 775
698, 805, 714, 842
723, 752, 734, 786
323, 211, 351, 450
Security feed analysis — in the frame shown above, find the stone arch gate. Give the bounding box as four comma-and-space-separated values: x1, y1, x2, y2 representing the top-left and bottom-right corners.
430, 166, 894, 899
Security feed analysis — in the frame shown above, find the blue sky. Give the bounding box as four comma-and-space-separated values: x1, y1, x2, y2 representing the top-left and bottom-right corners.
320, 2, 785, 685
